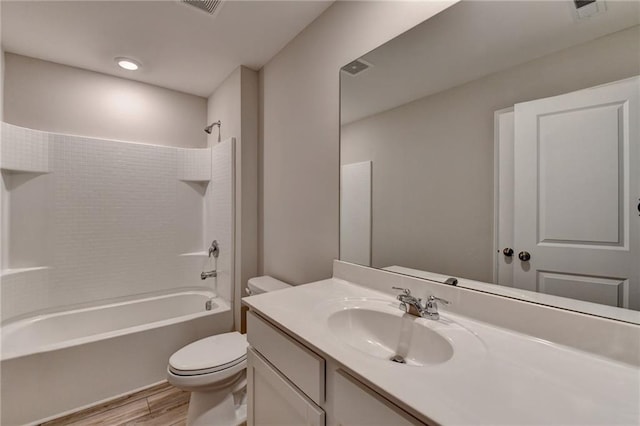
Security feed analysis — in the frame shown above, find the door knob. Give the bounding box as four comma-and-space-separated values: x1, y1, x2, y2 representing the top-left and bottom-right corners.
502, 248, 514, 257
518, 251, 531, 262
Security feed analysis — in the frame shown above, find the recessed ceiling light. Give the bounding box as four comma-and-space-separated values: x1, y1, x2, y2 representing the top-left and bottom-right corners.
115, 57, 140, 71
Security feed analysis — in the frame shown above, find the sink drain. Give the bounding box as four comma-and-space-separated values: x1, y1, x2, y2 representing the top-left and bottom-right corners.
389, 354, 406, 364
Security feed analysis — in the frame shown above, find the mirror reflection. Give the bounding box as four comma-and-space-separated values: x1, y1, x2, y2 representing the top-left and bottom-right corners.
339, 0, 640, 321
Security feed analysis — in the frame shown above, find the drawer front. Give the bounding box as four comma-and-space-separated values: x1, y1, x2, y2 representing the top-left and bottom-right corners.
247, 348, 325, 426
247, 311, 325, 404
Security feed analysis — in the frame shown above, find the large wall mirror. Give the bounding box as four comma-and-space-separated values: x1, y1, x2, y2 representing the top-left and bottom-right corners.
339, 0, 640, 323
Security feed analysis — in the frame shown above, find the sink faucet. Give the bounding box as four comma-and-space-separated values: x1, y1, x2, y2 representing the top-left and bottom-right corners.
392, 287, 450, 320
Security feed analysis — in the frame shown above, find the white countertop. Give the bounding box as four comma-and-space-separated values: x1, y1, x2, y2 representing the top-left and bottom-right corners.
243, 278, 640, 425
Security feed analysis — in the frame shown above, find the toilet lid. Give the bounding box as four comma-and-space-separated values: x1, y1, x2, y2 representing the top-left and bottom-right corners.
169, 332, 248, 375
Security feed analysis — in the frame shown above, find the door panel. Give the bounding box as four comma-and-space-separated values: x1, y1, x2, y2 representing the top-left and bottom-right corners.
538, 103, 623, 245
537, 271, 627, 307
333, 369, 425, 426
512, 76, 639, 309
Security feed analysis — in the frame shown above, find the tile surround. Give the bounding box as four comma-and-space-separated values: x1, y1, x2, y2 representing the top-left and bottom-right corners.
0, 123, 234, 321
1, 123, 50, 173
177, 147, 211, 182
205, 138, 235, 302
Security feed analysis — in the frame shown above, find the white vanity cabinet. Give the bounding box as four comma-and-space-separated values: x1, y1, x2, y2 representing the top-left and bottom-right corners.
330, 369, 425, 426
247, 348, 325, 426
246, 310, 428, 426
247, 311, 325, 426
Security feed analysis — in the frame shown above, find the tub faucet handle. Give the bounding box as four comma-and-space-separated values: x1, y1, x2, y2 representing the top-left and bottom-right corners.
208, 240, 219, 258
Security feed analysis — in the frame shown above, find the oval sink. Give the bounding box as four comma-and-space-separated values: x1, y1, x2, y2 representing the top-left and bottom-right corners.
327, 307, 454, 366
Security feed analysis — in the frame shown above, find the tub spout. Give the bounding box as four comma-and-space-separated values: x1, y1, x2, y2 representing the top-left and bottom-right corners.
201, 270, 217, 280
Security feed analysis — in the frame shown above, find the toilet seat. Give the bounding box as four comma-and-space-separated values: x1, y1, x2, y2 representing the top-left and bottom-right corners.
169, 332, 248, 376
169, 354, 246, 376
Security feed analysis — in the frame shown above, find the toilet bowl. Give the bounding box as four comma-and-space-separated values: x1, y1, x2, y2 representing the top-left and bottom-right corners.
167, 276, 290, 426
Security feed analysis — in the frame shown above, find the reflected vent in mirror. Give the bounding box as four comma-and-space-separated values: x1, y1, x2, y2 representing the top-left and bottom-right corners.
341, 59, 371, 76
573, 0, 606, 19
180, 0, 223, 16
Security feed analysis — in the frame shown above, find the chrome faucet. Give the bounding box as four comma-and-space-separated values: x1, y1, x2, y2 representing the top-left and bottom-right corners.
208, 240, 219, 258
392, 287, 423, 316
392, 287, 450, 320
423, 295, 450, 320
201, 270, 217, 280
201, 240, 219, 280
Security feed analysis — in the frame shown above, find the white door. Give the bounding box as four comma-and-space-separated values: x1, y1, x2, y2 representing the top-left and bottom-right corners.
340, 161, 372, 266
494, 108, 515, 287
513, 76, 639, 309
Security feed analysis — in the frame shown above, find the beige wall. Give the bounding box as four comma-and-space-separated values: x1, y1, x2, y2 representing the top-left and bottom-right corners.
0, 50, 4, 122
341, 26, 640, 283
3, 53, 207, 148
0, 1, 3, 122
259, 1, 456, 285
207, 68, 241, 147
207, 66, 259, 330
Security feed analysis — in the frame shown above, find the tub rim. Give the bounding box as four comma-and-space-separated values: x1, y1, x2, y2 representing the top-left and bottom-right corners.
1, 288, 230, 361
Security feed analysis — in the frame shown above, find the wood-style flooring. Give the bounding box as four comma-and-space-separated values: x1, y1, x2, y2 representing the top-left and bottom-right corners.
40, 382, 189, 426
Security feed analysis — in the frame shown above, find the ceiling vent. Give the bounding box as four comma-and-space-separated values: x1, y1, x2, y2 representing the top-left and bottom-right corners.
572, 0, 606, 20
180, 0, 223, 16
341, 59, 372, 77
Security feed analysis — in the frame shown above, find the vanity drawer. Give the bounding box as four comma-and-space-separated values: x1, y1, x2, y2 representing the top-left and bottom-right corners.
247, 310, 325, 404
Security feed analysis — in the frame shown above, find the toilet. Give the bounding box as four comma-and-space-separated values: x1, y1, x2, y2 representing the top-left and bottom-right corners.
167, 276, 290, 426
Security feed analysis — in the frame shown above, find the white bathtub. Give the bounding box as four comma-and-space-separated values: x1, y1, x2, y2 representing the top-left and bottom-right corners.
1, 289, 233, 425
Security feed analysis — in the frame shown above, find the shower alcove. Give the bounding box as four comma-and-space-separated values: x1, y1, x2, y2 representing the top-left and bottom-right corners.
0, 122, 236, 425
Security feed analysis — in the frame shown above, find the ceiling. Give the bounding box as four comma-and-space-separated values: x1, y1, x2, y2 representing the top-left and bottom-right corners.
341, 0, 640, 124
1, 0, 333, 98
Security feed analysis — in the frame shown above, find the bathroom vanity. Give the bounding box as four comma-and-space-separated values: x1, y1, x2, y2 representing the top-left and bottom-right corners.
245, 299, 426, 425
243, 261, 640, 425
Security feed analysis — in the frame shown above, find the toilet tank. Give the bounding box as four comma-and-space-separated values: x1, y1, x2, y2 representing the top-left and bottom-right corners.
246, 276, 290, 295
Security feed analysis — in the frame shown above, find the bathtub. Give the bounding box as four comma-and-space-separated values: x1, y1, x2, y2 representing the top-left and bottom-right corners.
1, 289, 233, 425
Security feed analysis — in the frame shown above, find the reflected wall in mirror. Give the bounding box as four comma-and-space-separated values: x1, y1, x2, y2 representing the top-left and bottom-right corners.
339, 0, 640, 322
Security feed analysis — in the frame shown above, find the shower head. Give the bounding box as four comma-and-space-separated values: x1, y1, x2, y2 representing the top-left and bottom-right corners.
204, 120, 221, 134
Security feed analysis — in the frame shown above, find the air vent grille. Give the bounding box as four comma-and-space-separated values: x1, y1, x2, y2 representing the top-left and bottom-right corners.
572, 0, 606, 19
341, 59, 371, 76
181, 0, 223, 16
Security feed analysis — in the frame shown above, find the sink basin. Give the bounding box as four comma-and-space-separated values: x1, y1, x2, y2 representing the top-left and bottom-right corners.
327, 305, 454, 366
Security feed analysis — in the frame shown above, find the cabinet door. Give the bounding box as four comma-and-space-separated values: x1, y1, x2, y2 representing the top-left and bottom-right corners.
333, 369, 426, 426
247, 347, 325, 426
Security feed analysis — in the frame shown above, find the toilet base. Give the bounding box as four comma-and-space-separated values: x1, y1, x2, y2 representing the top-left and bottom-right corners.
186, 373, 247, 426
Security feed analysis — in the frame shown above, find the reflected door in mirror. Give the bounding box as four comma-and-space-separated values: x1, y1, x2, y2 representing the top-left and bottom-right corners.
498, 77, 639, 309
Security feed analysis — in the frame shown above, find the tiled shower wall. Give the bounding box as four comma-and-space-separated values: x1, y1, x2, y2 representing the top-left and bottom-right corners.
0, 123, 234, 321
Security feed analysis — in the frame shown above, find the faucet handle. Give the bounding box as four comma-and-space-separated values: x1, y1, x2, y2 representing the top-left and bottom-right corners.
428, 295, 450, 305
392, 286, 411, 295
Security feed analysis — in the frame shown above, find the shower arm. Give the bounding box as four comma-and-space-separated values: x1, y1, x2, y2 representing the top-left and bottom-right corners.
204, 120, 222, 142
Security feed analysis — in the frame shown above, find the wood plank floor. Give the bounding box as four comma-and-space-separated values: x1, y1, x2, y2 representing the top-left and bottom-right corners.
41, 382, 189, 426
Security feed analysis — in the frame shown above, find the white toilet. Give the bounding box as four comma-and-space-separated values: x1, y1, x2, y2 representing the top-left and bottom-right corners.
167, 276, 290, 426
